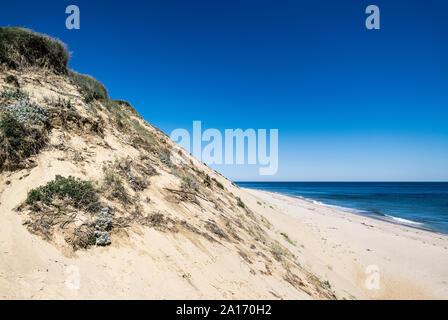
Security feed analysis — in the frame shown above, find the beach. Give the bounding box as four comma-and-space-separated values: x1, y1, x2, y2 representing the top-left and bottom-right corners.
245, 188, 448, 299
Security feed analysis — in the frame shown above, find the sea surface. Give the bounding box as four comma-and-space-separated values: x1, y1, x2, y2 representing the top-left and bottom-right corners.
235, 182, 448, 235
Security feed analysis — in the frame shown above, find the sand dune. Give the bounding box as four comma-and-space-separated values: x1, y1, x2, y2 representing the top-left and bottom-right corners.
1, 28, 445, 300
0, 28, 334, 298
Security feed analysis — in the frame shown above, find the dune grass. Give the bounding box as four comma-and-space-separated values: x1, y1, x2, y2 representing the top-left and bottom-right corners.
0, 27, 69, 73
68, 70, 108, 102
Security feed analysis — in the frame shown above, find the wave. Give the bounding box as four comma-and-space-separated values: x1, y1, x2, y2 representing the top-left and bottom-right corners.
299, 196, 368, 214
383, 215, 423, 226
300, 195, 424, 227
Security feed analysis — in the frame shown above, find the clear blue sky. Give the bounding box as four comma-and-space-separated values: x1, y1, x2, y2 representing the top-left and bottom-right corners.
2, 0, 447, 181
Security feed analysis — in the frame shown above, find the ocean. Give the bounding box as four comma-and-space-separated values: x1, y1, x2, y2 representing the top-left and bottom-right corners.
235, 182, 448, 235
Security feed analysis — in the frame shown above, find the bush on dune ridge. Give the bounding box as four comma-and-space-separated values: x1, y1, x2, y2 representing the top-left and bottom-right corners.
68, 70, 108, 102
0, 27, 107, 103
0, 27, 69, 73
0, 27, 158, 166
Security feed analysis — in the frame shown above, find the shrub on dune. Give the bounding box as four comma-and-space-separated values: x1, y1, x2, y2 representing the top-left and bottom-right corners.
0, 27, 69, 73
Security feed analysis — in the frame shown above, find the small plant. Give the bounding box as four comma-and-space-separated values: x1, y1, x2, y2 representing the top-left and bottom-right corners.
280, 232, 296, 246
257, 201, 262, 205
0, 111, 46, 171
131, 118, 156, 145
25, 175, 99, 212
93, 231, 111, 246
205, 220, 228, 239
128, 172, 148, 191
182, 175, 198, 191
6, 99, 48, 124
259, 215, 272, 230
203, 174, 211, 187
270, 241, 286, 261
25, 175, 100, 212
158, 151, 173, 167
1, 87, 28, 101
236, 197, 245, 209
322, 280, 332, 290
5, 75, 19, 87
148, 213, 165, 227
103, 169, 130, 204
93, 206, 112, 231
211, 177, 224, 189
45, 96, 73, 109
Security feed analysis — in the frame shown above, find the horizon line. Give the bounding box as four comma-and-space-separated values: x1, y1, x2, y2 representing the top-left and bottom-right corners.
233, 180, 448, 183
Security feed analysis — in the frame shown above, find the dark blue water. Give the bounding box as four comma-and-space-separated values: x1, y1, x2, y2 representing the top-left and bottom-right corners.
235, 182, 448, 235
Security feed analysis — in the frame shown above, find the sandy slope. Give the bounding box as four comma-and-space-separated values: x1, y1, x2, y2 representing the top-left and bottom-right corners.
0, 155, 306, 299
247, 189, 448, 299
0, 69, 335, 300
0, 158, 322, 299
1, 66, 445, 300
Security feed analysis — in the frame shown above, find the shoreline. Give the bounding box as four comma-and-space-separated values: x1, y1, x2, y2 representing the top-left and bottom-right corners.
269, 190, 445, 237
245, 188, 448, 299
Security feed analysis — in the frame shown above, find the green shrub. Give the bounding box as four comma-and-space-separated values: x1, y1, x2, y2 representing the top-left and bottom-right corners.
25, 175, 100, 212
182, 175, 198, 191
1, 87, 28, 101
322, 280, 332, 290
131, 118, 156, 144
280, 232, 296, 246
5, 75, 19, 87
236, 197, 245, 209
0, 111, 27, 150
103, 169, 130, 204
270, 241, 287, 261
0, 111, 46, 171
203, 174, 211, 187
0, 27, 69, 73
158, 151, 173, 167
115, 99, 139, 116
211, 177, 224, 189
68, 70, 108, 102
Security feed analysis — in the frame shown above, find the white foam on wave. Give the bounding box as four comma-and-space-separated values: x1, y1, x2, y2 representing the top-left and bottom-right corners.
300, 195, 424, 227
305, 198, 367, 214
384, 215, 423, 226
326, 204, 367, 214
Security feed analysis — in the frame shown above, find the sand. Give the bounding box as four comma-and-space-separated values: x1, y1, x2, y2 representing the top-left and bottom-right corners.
2, 70, 338, 300
246, 189, 448, 299
1, 69, 446, 300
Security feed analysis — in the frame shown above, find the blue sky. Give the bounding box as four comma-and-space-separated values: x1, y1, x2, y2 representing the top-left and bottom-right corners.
2, 0, 447, 181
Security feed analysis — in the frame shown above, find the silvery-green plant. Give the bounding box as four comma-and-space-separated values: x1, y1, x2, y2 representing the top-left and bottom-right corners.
94, 231, 111, 246
95, 206, 112, 231
6, 99, 48, 124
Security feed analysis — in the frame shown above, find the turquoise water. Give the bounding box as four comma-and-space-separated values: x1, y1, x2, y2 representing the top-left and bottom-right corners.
235, 182, 448, 235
